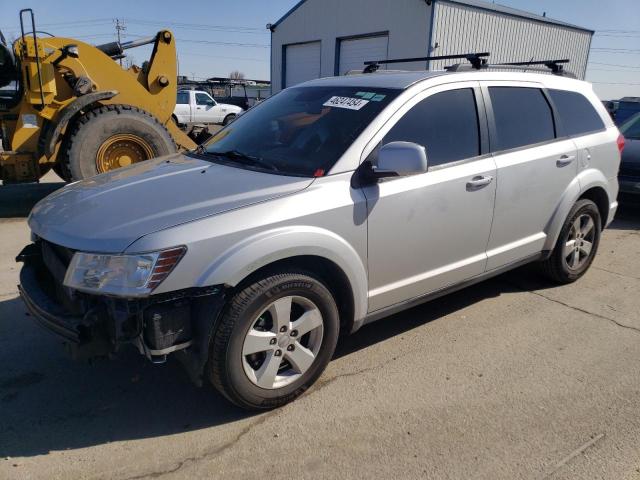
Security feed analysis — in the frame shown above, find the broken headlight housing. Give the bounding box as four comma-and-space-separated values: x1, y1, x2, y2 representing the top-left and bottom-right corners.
63, 246, 186, 297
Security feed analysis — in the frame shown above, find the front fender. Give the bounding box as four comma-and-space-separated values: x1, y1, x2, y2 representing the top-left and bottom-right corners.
196, 226, 369, 329
543, 168, 612, 252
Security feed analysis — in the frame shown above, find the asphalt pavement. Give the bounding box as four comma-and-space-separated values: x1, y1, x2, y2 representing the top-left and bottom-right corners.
1, 188, 639, 480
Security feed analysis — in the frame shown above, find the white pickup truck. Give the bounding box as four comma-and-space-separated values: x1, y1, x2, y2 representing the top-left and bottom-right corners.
173, 90, 243, 127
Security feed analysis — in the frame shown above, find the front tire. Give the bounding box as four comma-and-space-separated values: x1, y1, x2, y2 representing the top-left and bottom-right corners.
64, 105, 177, 181
222, 113, 236, 126
540, 199, 601, 283
208, 272, 339, 410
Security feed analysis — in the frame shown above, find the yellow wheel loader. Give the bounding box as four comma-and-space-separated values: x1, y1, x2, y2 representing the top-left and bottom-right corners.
0, 9, 196, 184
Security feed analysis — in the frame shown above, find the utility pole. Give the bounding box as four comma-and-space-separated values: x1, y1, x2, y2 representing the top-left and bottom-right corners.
114, 18, 126, 66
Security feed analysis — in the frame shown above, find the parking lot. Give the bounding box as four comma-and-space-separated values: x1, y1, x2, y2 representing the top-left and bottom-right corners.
0, 191, 638, 479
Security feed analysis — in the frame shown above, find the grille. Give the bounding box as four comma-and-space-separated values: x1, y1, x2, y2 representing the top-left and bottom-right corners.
39, 240, 86, 315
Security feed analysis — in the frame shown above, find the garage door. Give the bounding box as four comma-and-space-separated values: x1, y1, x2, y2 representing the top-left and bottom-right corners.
284, 42, 321, 88
338, 35, 389, 75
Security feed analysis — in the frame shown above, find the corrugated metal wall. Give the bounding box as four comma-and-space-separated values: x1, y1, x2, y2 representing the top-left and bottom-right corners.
430, 1, 592, 79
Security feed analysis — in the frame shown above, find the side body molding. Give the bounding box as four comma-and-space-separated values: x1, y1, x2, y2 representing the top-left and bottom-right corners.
543, 168, 613, 252
196, 226, 369, 331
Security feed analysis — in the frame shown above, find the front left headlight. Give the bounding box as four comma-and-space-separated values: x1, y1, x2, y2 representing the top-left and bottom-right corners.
63, 246, 186, 297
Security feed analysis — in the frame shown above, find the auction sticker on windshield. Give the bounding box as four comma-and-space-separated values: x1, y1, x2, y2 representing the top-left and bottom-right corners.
323, 96, 369, 110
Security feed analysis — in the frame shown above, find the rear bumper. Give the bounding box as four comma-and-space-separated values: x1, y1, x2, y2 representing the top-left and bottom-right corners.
619, 178, 640, 195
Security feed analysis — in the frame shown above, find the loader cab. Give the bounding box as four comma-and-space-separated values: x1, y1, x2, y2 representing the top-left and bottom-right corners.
0, 32, 21, 111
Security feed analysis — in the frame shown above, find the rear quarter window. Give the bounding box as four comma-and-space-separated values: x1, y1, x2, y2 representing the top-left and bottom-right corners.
548, 89, 605, 137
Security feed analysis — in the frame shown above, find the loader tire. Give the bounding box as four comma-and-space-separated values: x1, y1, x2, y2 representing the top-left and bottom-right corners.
64, 104, 176, 181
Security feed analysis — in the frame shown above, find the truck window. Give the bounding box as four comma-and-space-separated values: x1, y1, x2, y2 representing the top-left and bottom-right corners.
176, 92, 189, 104
196, 93, 214, 106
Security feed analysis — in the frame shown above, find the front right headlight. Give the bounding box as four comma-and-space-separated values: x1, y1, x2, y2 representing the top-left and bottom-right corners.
63, 246, 186, 297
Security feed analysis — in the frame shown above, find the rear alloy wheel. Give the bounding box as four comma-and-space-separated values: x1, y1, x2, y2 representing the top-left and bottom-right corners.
209, 272, 339, 410
540, 199, 601, 283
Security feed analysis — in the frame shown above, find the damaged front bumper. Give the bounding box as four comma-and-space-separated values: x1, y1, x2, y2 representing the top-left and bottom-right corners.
16, 242, 226, 385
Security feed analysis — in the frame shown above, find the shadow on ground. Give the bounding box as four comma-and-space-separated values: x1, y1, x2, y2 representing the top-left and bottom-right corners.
0, 275, 516, 458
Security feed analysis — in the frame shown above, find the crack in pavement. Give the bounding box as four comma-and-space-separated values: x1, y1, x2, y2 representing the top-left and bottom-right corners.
592, 266, 640, 281
504, 280, 640, 335
118, 356, 398, 479
120, 411, 277, 480
540, 433, 605, 479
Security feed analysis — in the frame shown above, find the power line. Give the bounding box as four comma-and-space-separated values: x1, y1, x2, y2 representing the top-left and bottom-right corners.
125, 18, 266, 34
591, 81, 640, 85
588, 62, 640, 69
179, 52, 268, 62
125, 33, 269, 48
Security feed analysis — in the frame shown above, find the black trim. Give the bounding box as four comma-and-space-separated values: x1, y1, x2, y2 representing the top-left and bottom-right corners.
541, 87, 564, 138
333, 31, 389, 76
363, 252, 544, 324
18, 263, 83, 343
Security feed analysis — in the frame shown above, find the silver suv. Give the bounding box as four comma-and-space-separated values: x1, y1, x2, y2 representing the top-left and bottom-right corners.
18, 70, 622, 409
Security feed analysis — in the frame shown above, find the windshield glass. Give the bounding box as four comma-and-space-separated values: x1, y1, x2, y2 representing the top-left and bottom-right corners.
621, 112, 640, 140
201, 86, 400, 176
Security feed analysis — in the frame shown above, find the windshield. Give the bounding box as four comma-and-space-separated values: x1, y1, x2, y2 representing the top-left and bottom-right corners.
200, 86, 399, 176
620, 112, 640, 140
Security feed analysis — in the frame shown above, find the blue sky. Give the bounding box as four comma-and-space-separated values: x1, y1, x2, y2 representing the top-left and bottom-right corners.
1, 0, 638, 99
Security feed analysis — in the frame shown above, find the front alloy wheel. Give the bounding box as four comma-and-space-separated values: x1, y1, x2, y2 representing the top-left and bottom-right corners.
242, 296, 324, 389
208, 271, 339, 410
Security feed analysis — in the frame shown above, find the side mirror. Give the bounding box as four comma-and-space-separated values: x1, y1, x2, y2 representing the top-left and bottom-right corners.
374, 141, 428, 178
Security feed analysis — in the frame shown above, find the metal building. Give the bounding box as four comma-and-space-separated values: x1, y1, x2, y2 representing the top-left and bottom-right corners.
269, 0, 593, 92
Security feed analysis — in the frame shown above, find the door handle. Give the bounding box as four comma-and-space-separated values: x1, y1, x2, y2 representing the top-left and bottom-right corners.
466, 175, 493, 191
196, 107, 203, 110
557, 154, 575, 167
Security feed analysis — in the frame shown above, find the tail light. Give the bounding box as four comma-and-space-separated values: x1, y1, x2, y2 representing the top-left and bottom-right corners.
617, 134, 625, 154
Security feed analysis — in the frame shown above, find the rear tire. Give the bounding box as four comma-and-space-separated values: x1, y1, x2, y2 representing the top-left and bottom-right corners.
222, 114, 236, 126
64, 104, 176, 181
540, 199, 601, 284
208, 271, 339, 410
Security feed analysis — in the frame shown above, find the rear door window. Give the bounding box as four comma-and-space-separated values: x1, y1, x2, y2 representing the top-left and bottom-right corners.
548, 89, 605, 137
489, 87, 555, 151
382, 88, 480, 168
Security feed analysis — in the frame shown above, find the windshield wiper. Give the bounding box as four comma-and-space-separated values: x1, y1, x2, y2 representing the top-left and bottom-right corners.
209, 149, 279, 172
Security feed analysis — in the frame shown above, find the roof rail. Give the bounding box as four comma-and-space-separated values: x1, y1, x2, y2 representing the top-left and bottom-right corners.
444, 58, 573, 77
491, 59, 570, 74
363, 52, 489, 73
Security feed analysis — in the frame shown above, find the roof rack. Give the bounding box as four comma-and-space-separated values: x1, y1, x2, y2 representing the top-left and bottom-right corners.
445, 58, 572, 76
363, 52, 489, 73
492, 59, 570, 74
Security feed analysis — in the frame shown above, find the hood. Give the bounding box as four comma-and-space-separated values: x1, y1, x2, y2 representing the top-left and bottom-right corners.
29, 154, 313, 252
